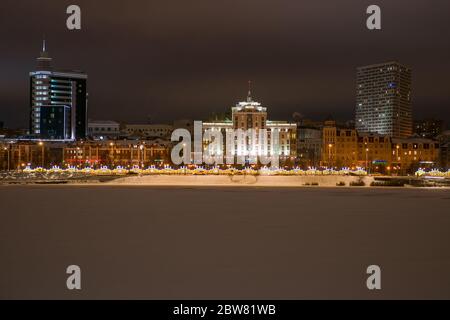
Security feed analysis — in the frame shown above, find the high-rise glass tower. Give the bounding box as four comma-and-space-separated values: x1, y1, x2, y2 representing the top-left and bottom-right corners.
356, 61, 412, 138
29, 41, 88, 140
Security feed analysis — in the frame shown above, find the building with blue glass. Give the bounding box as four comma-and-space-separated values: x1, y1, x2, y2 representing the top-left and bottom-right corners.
29, 41, 88, 141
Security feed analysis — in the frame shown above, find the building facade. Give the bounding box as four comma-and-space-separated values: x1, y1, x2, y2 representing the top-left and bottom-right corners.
29, 41, 88, 141
39, 105, 72, 140
320, 121, 440, 173
391, 138, 440, 173
357, 134, 392, 172
123, 124, 173, 139
322, 120, 358, 168
88, 120, 121, 139
63, 140, 171, 167
202, 90, 297, 165
296, 119, 322, 168
356, 61, 412, 138
0, 141, 64, 170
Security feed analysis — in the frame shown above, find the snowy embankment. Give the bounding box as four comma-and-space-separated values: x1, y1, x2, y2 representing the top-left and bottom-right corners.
107, 174, 374, 187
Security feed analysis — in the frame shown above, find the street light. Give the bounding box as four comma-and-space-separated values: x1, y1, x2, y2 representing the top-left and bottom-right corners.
38, 142, 44, 168
396, 145, 400, 175
328, 143, 333, 168
3, 147, 9, 171
109, 142, 115, 167
140, 144, 145, 168
365, 148, 369, 174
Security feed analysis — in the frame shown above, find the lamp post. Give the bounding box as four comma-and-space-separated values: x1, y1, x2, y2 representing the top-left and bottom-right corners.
110, 142, 114, 167
38, 141, 44, 168
328, 143, 333, 168
365, 147, 369, 174
140, 144, 144, 168
396, 145, 400, 175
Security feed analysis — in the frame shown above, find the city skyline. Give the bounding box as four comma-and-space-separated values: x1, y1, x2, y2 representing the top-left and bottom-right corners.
4, 40, 450, 131
1, 1, 450, 304
1, 0, 450, 129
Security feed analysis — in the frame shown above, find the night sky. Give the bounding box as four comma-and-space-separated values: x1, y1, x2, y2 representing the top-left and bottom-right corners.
1, 0, 449, 128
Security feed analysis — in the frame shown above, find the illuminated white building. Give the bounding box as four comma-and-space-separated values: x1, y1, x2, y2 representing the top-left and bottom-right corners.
202, 88, 297, 164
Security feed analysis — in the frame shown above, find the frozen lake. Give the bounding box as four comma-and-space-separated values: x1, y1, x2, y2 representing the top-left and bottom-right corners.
0, 185, 449, 299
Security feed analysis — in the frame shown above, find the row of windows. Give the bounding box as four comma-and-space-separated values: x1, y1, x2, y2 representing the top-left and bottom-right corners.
358, 137, 386, 143
66, 150, 167, 155
324, 130, 356, 137
89, 127, 119, 132
395, 143, 439, 149
392, 150, 436, 156
126, 128, 170, 133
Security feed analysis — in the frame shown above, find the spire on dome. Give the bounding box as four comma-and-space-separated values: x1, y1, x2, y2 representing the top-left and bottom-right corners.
247, 80, 253, 102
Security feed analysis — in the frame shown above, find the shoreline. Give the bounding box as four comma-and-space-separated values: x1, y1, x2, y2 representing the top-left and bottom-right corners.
1, 174, 449, 189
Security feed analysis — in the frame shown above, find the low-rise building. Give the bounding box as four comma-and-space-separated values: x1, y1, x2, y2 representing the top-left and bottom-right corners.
0, 139, 172, 170
296, 120, 322, 168
123, 124, 173, 139
321, 120, 358, 168
63, 140, 171, 167
391, 137, 440, 173
357, 134, 392, 173
0, 141, 65, 170
320, 120, 440, 173
88, 120, 121, 139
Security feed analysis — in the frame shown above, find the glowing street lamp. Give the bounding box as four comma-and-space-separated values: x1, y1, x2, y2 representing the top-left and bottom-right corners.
38, 141, 45, 168
395, 145, 400, 175
328, 143, 333, 168
365, 148, 369, 173
109, 142, 115, 167
140, 144, 145, 167
3, 146, 10, 171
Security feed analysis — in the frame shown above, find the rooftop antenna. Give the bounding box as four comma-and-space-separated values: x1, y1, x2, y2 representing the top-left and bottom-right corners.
42, 33, 47, 53
37, 34, 52, 69
40, 35, 49, 58
247, 80, 252, 102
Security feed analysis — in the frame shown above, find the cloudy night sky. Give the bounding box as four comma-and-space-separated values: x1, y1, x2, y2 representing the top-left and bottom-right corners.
0, 0, 449, 128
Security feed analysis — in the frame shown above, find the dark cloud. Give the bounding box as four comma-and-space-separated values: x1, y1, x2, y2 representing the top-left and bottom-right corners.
1, 0, 449, 128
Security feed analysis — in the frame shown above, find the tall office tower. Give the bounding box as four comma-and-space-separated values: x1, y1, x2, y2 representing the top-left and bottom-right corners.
356, 61, 412, 138
29, 41, 88, 140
